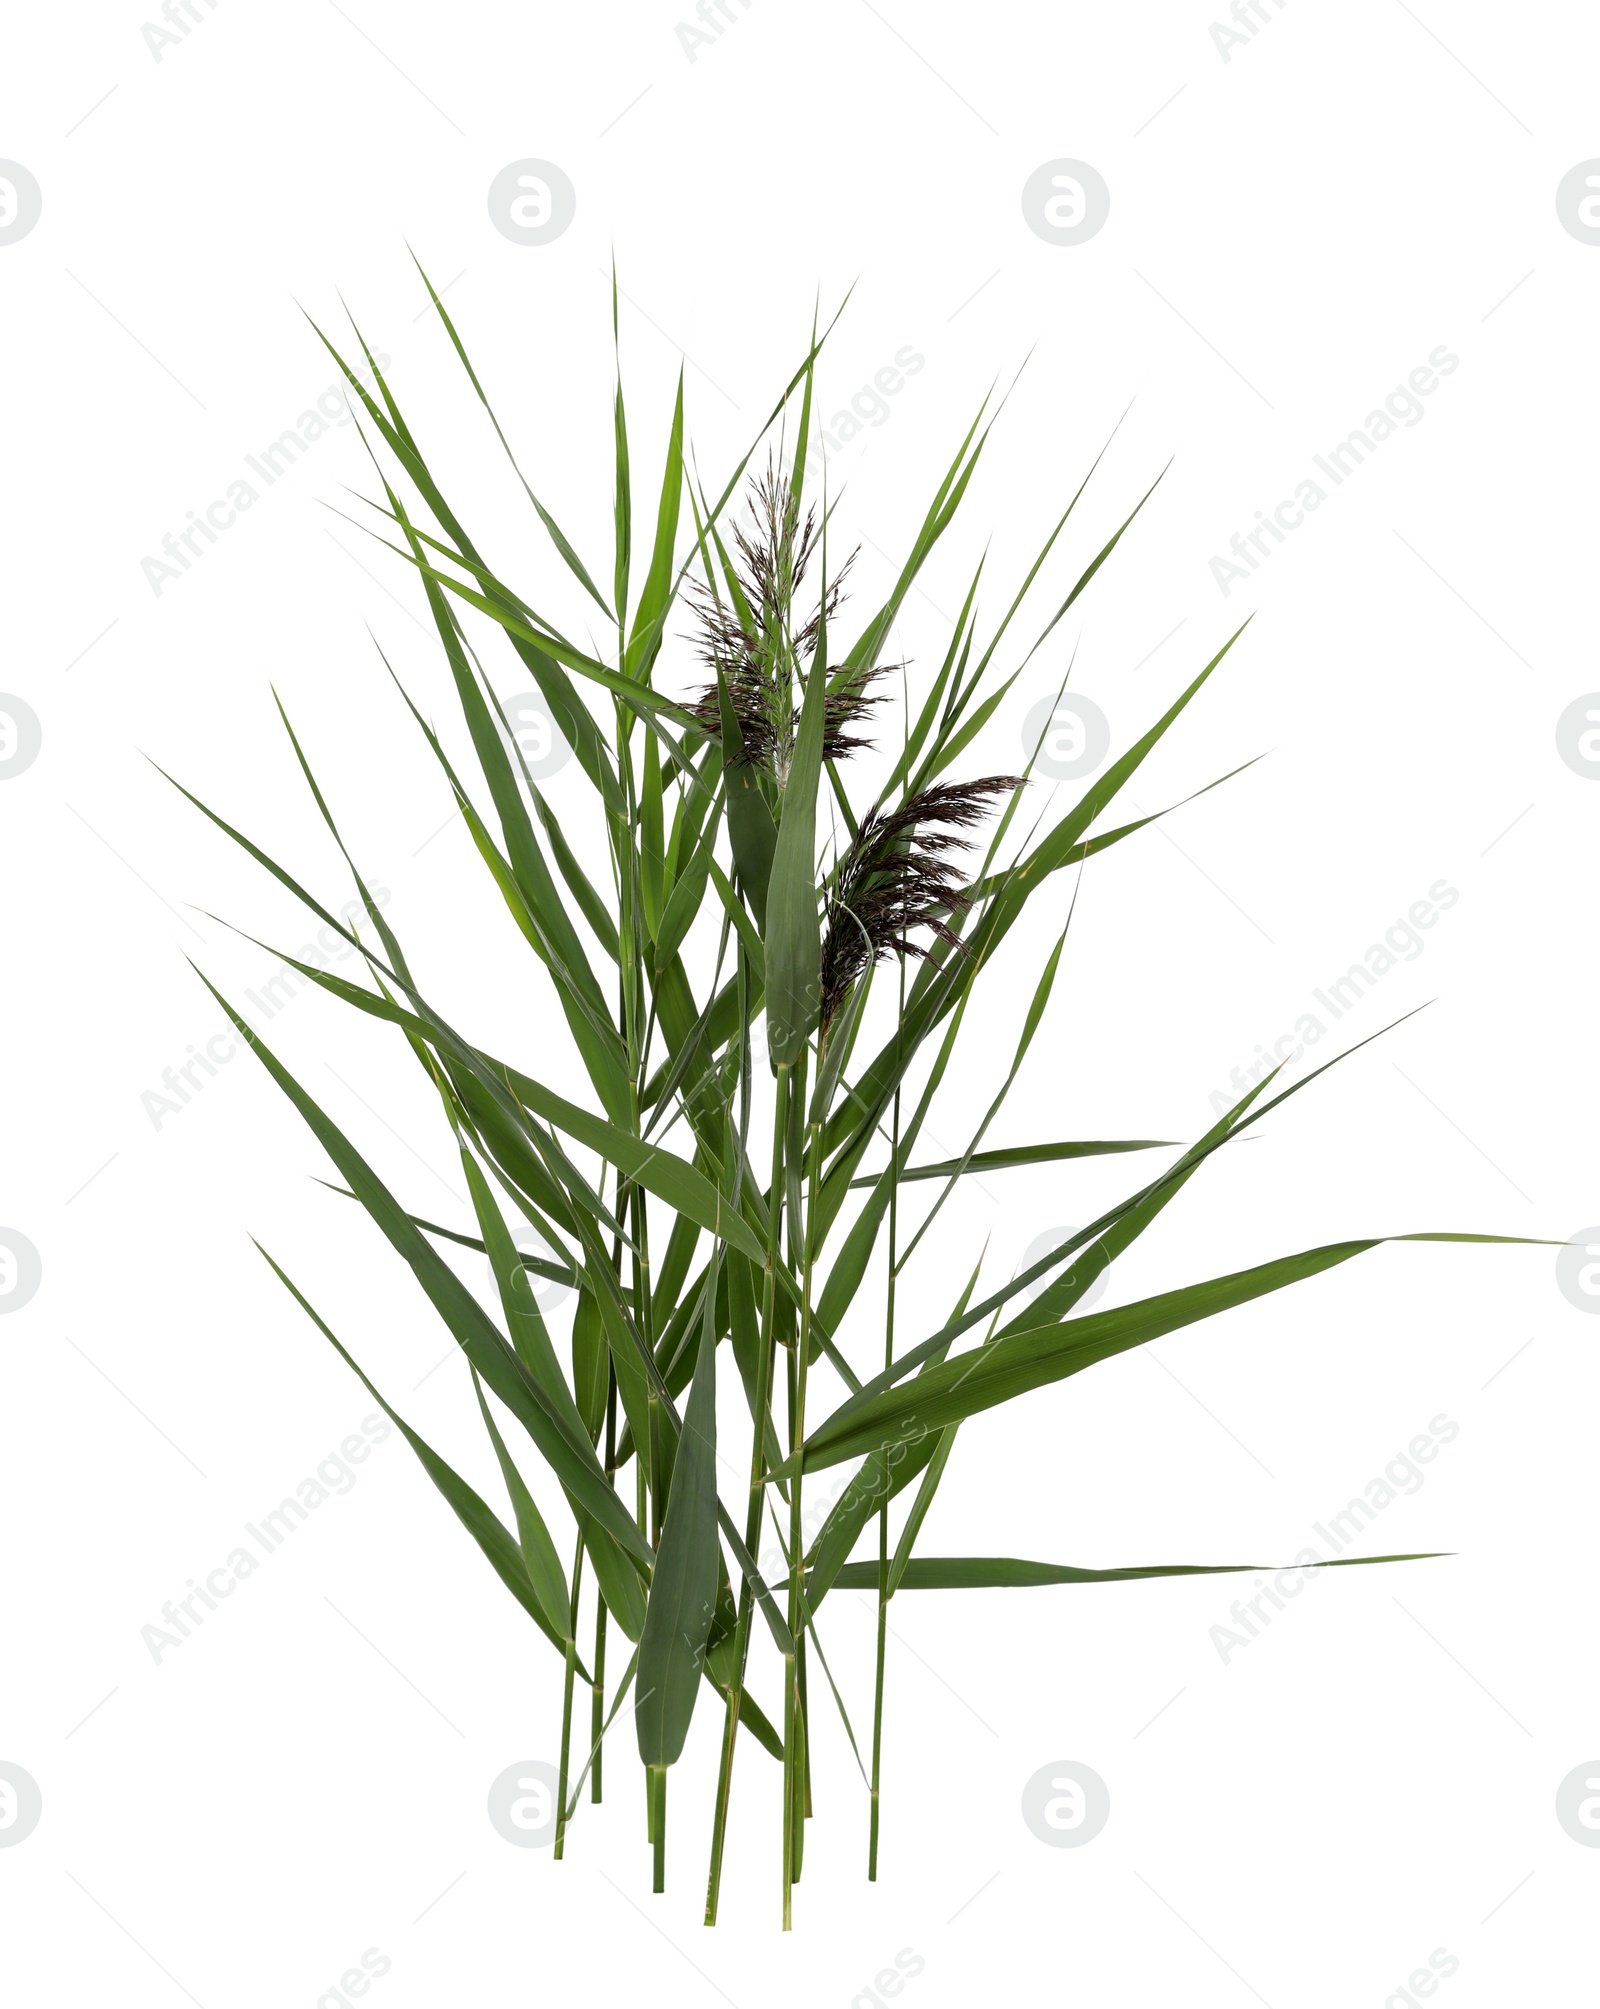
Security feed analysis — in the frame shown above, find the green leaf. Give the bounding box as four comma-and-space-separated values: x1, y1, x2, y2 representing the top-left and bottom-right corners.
360, 523, 707, 741
700, 1649, 783, 1762
493, 1052, 766, 1266
802, 1252, 984, 1609
640, 732, 666, 942
819, 626, 1252, 1170
801, 1233, 1538, 1474
995, 467, 1168, 698
196, 968, 652, 1573
891, 916, 1073, 1276
810, 963, 872, 1129
651, 1210, 703, 1337
725, 1246, 787, 1486
269, 688, 417, 991
814, 951, 977, 1334
409, 249, 611, 616
881, 569, 980, 804
612, 273, 631, 626
955, 758, 1264, 913
983, 624, 1249, 951
653, 797, 720, 972
532, 787, 621, 961
850, 1139, 1174, 1188
571, 1291, 608, 1446
829, 1553, 1448, 1591
385, 495, 632, 1125
480, 672, 621, 965
158, 775, 600, 1257
456, 1145, 581, 1433
639, 945, 743, 1150
587, 1264, 654, 1482
470, 1369, 572, 1640
561, 1646, 640, 1813
229, 950, 771, 1273
988, 1037, 1342, 1345
908, 669, 1020, 793
787, 312, 817, 514
842, 396, 993, 671
822, 1013, 1430, 1423
257, 1247, 583, 1665
887, 1421, 957, 1598
307, 317, 623, 815
626, 368, 685, 680
706, 857, 765, 982
636, 1262, 723, 1767
716, 1501, 796, 1660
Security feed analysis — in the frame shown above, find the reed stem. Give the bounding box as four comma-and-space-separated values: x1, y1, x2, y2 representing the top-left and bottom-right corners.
869, 962, 905, 1880
593, 1368, 615, 1804
651, 1766, 667, 1893
783, 1051, 817, 1924
705, 1058, 789, 1925
554, 1532, 585, 1859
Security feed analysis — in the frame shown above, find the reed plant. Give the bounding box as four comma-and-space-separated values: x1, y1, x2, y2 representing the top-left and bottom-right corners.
172, 275, 1528, 1926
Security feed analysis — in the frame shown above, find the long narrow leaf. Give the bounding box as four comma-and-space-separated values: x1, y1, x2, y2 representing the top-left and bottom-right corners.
831, 1552, 1447, 1591
635, 1254, 722, 1767
801, 1233, 1540, 1474
257, 1247, 585, 1665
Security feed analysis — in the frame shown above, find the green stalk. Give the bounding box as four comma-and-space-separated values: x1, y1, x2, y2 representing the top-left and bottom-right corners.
794, 1638, 810, 1879
554, 1531, 586, 1859
868, 1542, 888, 1874
800, 1636, 813, 1822
593, 1366, 616, 1804
705, 1055, 788, 1925
614, 707, 656, 1850
792, 1057, 813, 1878
646, 1391, 662, 1546
634, 1181, 662, 1547
590, 1594, 608, 1805
704, 1684, 742, 1927
869, 962, 906, 1879
611, 962, 649, 1558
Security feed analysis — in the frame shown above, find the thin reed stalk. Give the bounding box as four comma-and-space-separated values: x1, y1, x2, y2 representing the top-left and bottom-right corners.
869, 956, 905, 1880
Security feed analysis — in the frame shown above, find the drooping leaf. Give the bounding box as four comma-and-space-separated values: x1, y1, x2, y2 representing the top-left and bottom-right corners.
471, 1369, 572, 1641
257, 1247, 585, 1667
801, 1234, 1540, 1474
829, 1552, 1448, 1591
626, 368, 685, 681
197, 969, 651, 1572
571, 1290, 608, 1446
849, 1139, 1174, 1188
612, 273, 632, 627
636, 1257, 723, 1767
219, 950, 770, 1272
654, 791, 721, 972
409, 249, 611, 616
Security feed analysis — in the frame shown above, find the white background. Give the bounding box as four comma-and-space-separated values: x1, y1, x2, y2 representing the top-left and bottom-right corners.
3, 1, 1598, 2003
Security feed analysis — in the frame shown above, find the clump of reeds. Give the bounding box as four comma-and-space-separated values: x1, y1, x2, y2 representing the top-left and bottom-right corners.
171, 271, 1532, 1927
